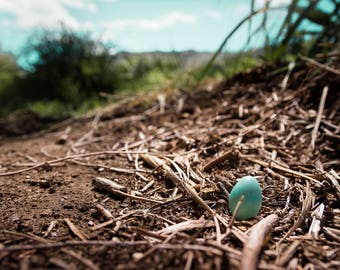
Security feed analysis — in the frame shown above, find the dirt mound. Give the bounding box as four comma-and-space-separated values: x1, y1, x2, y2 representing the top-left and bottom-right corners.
0, 110, 68, 137
0, 57, 339, 269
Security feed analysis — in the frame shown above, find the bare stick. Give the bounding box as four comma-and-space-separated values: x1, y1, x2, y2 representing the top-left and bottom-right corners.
308, 203, 325, 239
96, 204, 114, 219
141, 154, 214, 214
43, 220, 57, 238
64, 218, 88, 241
228, 195, 244, 228
134, 232, 176, 263
2, 230, 53, 244
133, 227, 167, 241
141, 154, 186, 190
95, 177, 127, 192
322, 227, 340, 242
184, 251, 194, 270
242, 155, 322, 185
281, 62, 295, 91
154, 243, 223, 256
214, 215, 222, 245
281, 183, 313, 242
156, 219, 215, 235
240, 214, 279, 270
61, 248, 99, 270
203, 150, 235, 171
0, 240, 149, 252
299, 55, 340, 76
49, 257, 71, 270
325, 170, 340, 196
275, 240, 301, 267
310, 86, 329, 150
92, 177, 162, 203
0, 150, 178, 177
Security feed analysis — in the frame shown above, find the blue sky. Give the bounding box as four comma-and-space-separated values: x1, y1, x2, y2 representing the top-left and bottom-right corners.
0, 0, 292, 64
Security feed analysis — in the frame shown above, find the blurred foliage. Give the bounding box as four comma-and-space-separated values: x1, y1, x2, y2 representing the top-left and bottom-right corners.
0, 41, 261, 117
200, 0, 339, 80
0, 52, 22, 94
0, 29, 121, 116
4, 0, 337, 118
19, 28, 118, 103
0, 52, 24, 115
114, 53, 181, 92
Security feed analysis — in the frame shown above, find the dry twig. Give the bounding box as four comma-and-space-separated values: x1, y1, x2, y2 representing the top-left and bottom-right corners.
310, 86, 329, 150
299, 55, 340, 76
64, 218, 88, 241
240, 214, 279, 270
281, 183, 313, 242
92, 177, 163, 203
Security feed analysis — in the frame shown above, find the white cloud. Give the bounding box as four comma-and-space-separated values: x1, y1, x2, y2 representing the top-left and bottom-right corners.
103, 11, 197, 32
255, 0, 291, 7
99, 0, 120, 2
204, 9, 222, 20
0, 0, 96, 30
60, 0, 97, 12
232, 3, 251, 16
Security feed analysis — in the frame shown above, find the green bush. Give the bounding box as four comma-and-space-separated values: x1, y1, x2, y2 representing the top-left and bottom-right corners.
0, 52, 21, 93
19, 28, 118, 103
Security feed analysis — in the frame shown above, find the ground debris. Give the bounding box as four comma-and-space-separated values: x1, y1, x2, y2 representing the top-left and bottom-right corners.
0, 58, 339, 269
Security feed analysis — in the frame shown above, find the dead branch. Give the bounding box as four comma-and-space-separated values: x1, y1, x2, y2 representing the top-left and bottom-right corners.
64, 218, 88, 241
308, 203, 325, 239
0, 150, 178, 177
202, 149, 236, 171
141, 153, 214, 215
0, 240, 149, 253
240, 214, 279, 270
299, 55, 340, 76
281, 183, 313, 242
310, 86, 329, 150
242, 155, 322, 185
156, 219, 215, 235
92, 177, 163, 203
275, 240, 301, 267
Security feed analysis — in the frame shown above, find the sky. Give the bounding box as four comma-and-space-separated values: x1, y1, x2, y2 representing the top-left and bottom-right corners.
0, 0, 294, 66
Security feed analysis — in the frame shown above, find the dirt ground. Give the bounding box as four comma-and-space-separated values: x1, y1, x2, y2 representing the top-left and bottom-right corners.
0, 58, 339, 269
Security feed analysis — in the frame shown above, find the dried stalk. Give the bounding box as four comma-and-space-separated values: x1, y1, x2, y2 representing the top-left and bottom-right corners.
141, 153, 214, 215
281, 183, 313, 242
242, 155, 322, 185
240, 214, 279, 270
203, 150, 236, 171
299, 55, 340, 76
96, 204, 114, 219
61, 248, 99, 270
308, 203, 325, 239
156, 219, 215, 235
275, 240, 301, 267
92, 177, 162, 203
310, 86, 329, 150
64, 218, 88, 241
0, 240, 149, 252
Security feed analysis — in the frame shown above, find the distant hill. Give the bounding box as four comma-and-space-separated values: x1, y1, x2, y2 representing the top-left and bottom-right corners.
114, 50, 229, 70
114, 49, 263, 70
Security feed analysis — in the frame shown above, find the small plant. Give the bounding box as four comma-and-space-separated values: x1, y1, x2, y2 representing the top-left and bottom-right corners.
200, 0, 339, 81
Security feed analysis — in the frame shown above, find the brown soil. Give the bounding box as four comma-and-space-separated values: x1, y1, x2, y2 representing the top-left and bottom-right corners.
0, 59, 339, 269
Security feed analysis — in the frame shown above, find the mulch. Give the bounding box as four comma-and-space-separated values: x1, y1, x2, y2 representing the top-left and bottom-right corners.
0, 54, 339, 269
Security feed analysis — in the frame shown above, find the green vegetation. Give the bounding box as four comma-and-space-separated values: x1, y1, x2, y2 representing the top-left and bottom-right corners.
0, 53, 21, 91
200, 0, 339, 80
0, 0, 337, 118
0, 29, 117, 116
0, 38, 258, 117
